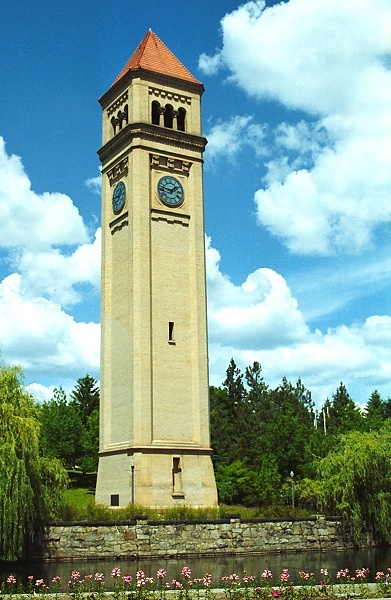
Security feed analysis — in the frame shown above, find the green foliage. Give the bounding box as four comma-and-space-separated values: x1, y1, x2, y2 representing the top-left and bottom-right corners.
39, 375, 100, 473
365, 390, 387, 431
210, 360, 316, 506
70, 374, 100, 426
0, 363, 68, 561
215, 459, 281, 506
40, 387, 83, 468
326, 382, 364, 435
317, 423, 391, 544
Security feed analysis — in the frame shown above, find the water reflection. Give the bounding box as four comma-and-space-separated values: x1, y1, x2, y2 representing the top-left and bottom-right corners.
2, 547, 391, 588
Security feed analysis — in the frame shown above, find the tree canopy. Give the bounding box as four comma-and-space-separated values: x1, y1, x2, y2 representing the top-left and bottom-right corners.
0, 363, 68, 561
210, 358, 391, 544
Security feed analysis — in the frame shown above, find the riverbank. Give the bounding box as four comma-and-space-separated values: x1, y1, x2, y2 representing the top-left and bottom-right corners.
41, 515, 357, 561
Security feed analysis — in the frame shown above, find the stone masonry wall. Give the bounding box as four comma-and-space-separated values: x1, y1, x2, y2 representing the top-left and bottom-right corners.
41, 516, 355, 561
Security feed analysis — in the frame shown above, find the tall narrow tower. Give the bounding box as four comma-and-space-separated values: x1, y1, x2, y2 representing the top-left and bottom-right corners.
95, 31, 218, 508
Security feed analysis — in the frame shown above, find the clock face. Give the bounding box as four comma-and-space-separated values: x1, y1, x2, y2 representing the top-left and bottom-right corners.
157, 176, 184, 207
112, 181, 126, 213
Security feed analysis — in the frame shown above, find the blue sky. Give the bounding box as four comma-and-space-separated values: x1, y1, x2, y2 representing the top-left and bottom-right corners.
1, 0, 391, 408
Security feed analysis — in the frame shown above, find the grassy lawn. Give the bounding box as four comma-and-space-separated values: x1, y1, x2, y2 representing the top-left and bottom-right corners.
57, 472, 312, 522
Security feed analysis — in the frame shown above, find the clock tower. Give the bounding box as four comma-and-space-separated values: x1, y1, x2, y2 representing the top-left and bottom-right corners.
95, 31, 218, 508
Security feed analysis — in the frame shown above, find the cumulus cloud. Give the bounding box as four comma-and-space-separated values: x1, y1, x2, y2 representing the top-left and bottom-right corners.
206, 236, 309, 349
0, 274, 99, 377
0, 137, 88, 250
205, 237, 391, 406
205, 115, 267, 166
200, 0, 391, 255
17, 229, 101, 306
0, 137, 100, 389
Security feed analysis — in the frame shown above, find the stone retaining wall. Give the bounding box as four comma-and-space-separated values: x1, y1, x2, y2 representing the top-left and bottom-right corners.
41, 515, 355, 561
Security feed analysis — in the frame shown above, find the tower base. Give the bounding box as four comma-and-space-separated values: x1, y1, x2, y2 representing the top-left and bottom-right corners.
95, 448, 218, 508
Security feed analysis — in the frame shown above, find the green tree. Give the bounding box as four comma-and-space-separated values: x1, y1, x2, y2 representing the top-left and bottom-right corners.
70, 374, 100, 426
258, 377, 315, 478
78, 407, 99, 473
215, 458, 280, 506
318, 424, 391, 544
40, 387, 83, 469
327, 382, 364, 434
365, 390, 386, 431
0, 363, 68, 561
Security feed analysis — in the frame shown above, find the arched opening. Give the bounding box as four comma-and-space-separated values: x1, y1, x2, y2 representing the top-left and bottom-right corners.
164, 104, 174, 128
177, 107, 186, 132
152, 100, 160, 125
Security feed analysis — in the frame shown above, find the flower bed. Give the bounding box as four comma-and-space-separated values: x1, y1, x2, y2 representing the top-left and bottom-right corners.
2, 566, 391, 600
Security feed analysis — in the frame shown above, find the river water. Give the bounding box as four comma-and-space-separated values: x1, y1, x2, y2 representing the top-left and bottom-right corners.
2, 547, 391, 588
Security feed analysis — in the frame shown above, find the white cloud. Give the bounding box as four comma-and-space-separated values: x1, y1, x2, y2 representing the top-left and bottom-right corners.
205, 115, 266, 165
0, 137, 88, 251
206, 236, 309, 349
205, 237, 391, 406
0, 137, 100, 390
0, 273, 99, 378
200, 0, 391, 255
86, 176, 102, 195
17, 228, 101, 306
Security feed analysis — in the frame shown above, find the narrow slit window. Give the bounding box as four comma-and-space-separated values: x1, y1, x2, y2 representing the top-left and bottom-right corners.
168, 321, 175, 343
172, 456, 183, 496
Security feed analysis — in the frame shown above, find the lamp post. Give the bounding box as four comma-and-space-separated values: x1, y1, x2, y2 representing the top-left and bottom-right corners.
131, 457, 135, 506
290, 471, 295, 508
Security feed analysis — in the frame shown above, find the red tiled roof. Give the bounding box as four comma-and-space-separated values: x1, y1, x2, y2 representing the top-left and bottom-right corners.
112, 30, 202, 86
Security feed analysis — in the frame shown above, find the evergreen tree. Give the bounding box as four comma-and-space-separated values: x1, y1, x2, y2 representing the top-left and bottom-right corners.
40, 387, 83, 469
70, 374, 100, 426
365, 390, 386, 431
327, 382, 364, 434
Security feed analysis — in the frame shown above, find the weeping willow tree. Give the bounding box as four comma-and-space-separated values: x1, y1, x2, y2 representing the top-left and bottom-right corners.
0, 363, 68, 561
318, 422, 391, 545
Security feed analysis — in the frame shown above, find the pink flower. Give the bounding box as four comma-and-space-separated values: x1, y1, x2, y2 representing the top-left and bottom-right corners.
145, 577, 154, 584
320, 568, 328, 576
84, 575, 93, 581
203, 574, 212, 587
52, 576, 61, 584
71, 571, 80, 581
272, 590, 279, 597
94, 573, 104, 581
182, 567, 192, 579
111, 568, 121, 579
355, 568, 370, 579
157, 569, 166, 580
36, 579, 45, 587
136, 570, 145, 581
262, 569, 273, 580
336, 569, 349, 579
123, 576, 132, 584
7, 576, 16, 584
229, 574, 239, 581
280, 569, 290, 583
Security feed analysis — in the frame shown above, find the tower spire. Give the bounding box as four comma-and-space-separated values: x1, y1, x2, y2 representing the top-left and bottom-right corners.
112, 30, 201, 86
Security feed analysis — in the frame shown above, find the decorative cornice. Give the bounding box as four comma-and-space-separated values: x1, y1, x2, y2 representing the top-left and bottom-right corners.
98, 123, 207, 165
150, 153, 191, 175
151, 208, 190, 227
149, 86, 191, 105
107, 157, 129, 186
106, 91, 128, 116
